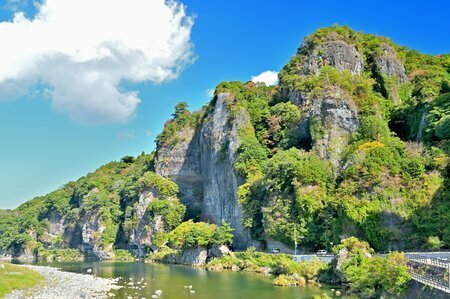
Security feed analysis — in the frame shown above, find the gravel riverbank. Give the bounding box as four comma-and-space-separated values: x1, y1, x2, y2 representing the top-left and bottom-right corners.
5, 264, 121, 299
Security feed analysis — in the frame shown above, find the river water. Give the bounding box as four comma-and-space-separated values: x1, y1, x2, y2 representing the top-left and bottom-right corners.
31, 261, 334, 299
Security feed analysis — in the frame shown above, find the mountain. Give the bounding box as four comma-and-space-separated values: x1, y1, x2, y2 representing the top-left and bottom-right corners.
1, 25, 449, 261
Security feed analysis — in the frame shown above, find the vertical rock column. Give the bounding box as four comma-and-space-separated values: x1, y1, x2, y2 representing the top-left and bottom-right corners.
200, 93, 251, 249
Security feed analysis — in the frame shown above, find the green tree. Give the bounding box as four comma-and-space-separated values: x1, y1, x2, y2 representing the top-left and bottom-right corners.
172, 102, 189, 119
425, 236, 442, 249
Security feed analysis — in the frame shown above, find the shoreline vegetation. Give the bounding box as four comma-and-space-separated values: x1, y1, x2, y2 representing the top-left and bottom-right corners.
0, 263, 43, 298
1, 237, 411, 299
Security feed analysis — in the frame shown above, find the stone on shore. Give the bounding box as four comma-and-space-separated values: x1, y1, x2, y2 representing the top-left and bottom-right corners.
5, 264, 121, 299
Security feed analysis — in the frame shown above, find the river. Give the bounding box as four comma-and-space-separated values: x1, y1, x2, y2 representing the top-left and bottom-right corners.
26, 261, 334, 299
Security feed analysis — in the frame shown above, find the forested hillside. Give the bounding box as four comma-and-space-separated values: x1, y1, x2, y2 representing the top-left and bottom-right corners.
1, 25, 448, 261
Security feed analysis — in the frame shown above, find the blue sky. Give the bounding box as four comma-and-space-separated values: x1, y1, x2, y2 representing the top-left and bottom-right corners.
0, 0, 449, 209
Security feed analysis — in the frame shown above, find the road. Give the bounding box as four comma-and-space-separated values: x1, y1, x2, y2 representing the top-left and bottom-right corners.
381, 251, 450, 261
291, 251, 450, 263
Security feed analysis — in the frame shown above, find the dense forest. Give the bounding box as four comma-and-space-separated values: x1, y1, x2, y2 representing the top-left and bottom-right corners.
1, 25, 449, 263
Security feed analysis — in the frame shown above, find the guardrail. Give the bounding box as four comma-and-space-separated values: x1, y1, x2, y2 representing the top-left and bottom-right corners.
292, 254, 334, 263
405, 253, 450, 293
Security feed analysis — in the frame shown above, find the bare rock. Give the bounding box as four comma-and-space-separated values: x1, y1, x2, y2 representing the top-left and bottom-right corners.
178, 246, 208, 266
302, 40, 363, 75
207, 245, 234, 259
375, 44, 408, 83
310, 87, 359, 172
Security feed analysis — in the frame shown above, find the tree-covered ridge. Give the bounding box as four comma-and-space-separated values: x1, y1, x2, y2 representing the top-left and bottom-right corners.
214, 25, 449, 251
0, 154, 147, 253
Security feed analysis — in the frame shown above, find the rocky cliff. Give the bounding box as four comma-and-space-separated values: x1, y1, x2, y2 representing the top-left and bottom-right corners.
155, 93, 252, 249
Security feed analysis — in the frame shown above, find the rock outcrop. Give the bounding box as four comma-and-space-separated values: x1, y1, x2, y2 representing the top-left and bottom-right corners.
127, 189, 166, 258
199, 93, 252, 249
155, 93, 252, 249
374, 44, 408, 104
375, 44, 407, 83
309, 87, 359, 170
177, 246, 208, 266
302, 39, 363, 75
207, 244, 235, 260
154, 127, 203, 218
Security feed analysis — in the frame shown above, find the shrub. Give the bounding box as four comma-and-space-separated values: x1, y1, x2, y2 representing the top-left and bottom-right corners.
425, 236, 442, 249
168, 220, 234, 249
336, 238, 410, 297
273, 274, 297, 286
137, 172, 178, 198
114, 249, 136, 261
147, 199, 186, 231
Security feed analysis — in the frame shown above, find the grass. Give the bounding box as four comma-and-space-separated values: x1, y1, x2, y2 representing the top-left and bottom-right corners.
0, 263, 43, 297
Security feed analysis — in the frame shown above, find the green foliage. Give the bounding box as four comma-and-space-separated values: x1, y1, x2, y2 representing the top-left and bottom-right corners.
137, 172, 178, 198
207, 247, 329, 284
235, 127, 268, 177
172, 102, 189, 119
333, 237, 373, 255
146, 246, 178, 262
333, 238, 410, 297
168, 220, 234, 249
213, 220, 235, 246
240, 148, 331, 247
0, 263, 43, 297
342, 251, 410, 297
268, 102, 301, 147
147, 199, 186, 231
272, 275, 298, 286
435, 115, 450, 139
37, 248, 84, 261
113, 249, 136, 261
121, 156, 135, 163
356, 115, 391, 141
0, 153, 178, 255
156, 102, 203, 147
426, 93, 450, 141
425, 236, 442, 250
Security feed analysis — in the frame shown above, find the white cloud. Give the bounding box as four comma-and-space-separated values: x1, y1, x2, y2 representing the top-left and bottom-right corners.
251, 70, 279, 86
0, 0, 194, 124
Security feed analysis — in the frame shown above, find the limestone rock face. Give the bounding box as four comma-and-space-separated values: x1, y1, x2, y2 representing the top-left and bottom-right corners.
207, 245, 234, 259
80, 210, 114, 260
309, 88, 359, 171
177, 246, 208, 266
38, 213, 67, 248
199, 93, 251, 249
155, 93, 252, 249
302, 40, 363, 75
155, 127, 203, 216
128, 189, 166, 258
375, 44, 407, 83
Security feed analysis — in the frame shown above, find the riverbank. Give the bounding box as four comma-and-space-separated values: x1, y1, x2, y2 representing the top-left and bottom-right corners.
0, 263, 43, 297
3, 264, 121, 299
